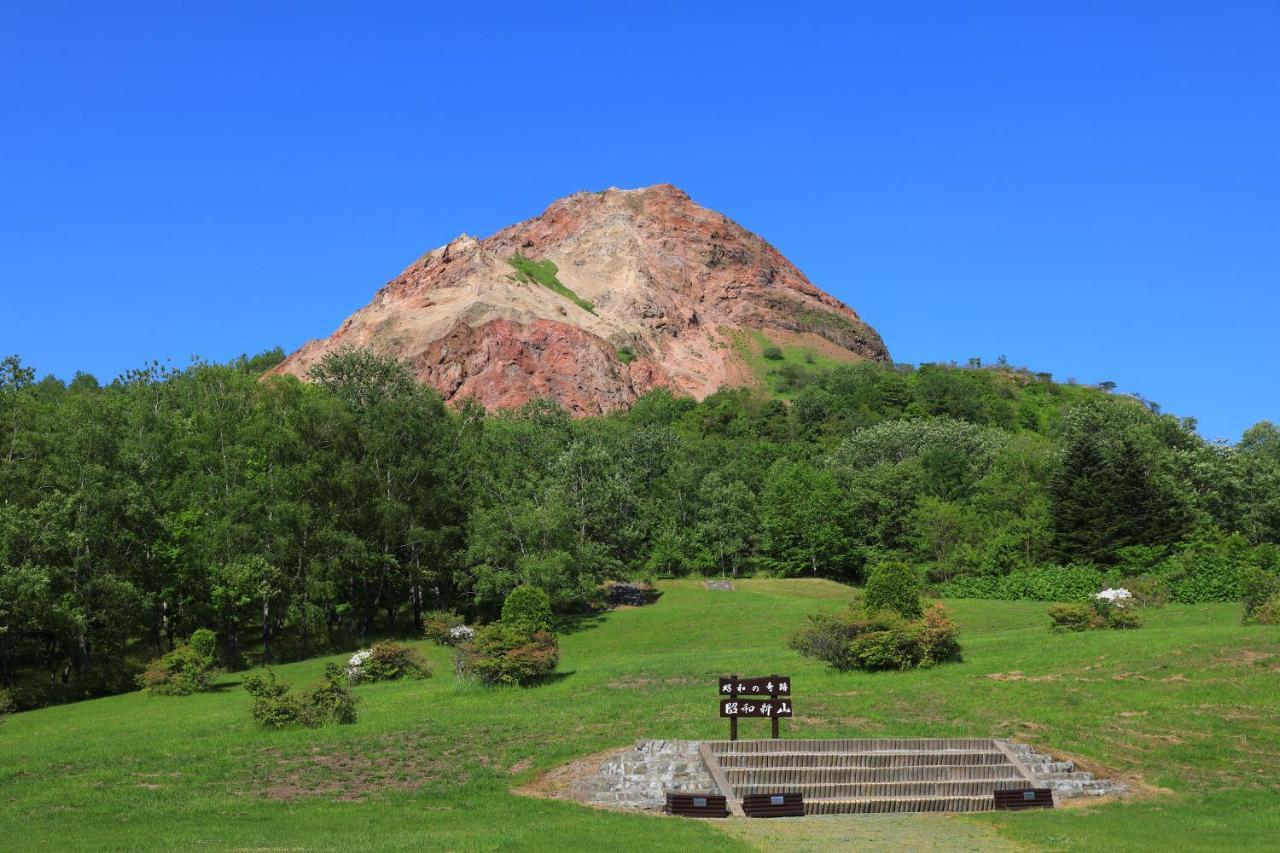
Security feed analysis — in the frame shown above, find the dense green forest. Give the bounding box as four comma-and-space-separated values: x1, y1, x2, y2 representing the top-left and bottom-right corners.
1, 348, 1277, 707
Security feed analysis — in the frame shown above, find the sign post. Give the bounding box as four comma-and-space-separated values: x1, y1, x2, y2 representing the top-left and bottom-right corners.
718, 674, 792, 741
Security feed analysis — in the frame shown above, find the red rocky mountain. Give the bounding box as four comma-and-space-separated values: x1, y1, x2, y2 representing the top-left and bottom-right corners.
270, 184, 889, 414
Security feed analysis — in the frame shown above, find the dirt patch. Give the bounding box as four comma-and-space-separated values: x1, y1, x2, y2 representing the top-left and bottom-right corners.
987, 671, 1060, 683
248, 732, 476, 802
512, 745, 631, 806
715, 813, 1033, 852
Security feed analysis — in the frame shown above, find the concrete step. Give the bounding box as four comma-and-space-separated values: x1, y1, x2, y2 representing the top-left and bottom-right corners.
707, 737, 998, 755
805, 795, 998, 815
736, 779, 1028, 799
1020, 761, 1075, 774
725, 764, 1027, 785
715, 751, 1011, 770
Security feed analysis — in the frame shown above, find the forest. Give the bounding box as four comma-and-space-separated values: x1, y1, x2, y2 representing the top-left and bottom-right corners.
1, 348, 1277, 707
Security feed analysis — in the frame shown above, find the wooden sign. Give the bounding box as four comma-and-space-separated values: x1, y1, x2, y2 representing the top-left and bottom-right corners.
718, 676, 791, 697
720, 673, 793, 740
720, 698, 793, 718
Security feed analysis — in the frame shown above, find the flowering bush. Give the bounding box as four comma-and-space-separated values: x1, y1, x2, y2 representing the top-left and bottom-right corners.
1049, 589, 1142, 632
446, 624, 476, 645
346, 642, 431, 684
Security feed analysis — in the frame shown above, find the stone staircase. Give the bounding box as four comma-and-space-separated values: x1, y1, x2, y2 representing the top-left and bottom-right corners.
1003, 742, 1128, 799
704, 738, 1036, 815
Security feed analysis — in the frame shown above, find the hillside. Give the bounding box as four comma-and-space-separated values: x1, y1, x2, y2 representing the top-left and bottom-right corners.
269, 185, 888, 414
2, 580, 1276, 851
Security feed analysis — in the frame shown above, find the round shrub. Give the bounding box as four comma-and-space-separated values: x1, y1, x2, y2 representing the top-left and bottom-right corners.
763, 346, 784, 361
501, 585, 553, 633
356, 642, 431, 683
456, 625, 559, 686
790, 602, 961, 672
1048, 603, 1096, 632
864, 560, 923, 618
138, 629, 218, 695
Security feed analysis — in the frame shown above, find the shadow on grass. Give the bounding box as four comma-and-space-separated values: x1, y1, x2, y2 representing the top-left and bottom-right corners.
554, 613, 609, 635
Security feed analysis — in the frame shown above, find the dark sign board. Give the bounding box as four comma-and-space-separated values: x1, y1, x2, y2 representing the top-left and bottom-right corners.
720, 697, 793, 718
718, 676, 791, 697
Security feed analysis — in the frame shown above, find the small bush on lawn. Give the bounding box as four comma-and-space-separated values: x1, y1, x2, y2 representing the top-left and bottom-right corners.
348, 641, 431, 684
1048, 589, 1143, 631
244, 664, 357, 729
1251, 594, 1280, 625
864, 560, 923, 618
1048, 603, 1097, 632
763, 346, 784, 361
423, 610, 467, 645
456, 625, 559, 686
1241, 568, 1280, 623
501, 585, 553, 633
790, 602, 961, 671
138, 628, 218, 695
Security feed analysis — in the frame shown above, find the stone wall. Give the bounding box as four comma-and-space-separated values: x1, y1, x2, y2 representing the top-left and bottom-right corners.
569, 740, 716, 810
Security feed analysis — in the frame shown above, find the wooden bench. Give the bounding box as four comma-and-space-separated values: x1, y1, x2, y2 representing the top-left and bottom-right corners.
742, 791, 805, 818
994, 788, 1055, 810
664, 791, 730, 818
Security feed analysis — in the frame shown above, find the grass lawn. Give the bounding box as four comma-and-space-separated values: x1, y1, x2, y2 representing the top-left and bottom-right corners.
1, 579, 1277, 851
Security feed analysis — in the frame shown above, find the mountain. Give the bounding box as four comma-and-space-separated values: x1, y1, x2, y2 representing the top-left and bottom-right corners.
270, 184, 889, 414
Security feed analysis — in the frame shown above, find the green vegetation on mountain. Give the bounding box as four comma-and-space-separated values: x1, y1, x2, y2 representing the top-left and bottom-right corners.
508, 254, 596, 313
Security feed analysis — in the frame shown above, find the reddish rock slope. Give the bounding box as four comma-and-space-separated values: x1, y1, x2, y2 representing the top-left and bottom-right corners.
270, 185, 889, 414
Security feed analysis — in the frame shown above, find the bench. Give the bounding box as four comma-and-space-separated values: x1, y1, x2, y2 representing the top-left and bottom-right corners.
994, 788, 1055, 810
664, 791, 730, 818
742, 791, 805, 818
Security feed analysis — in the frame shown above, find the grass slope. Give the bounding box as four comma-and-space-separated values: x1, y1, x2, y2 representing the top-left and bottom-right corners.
507, 254, 596, 314
729, 329, 863, 399
1, 580, 1277, 851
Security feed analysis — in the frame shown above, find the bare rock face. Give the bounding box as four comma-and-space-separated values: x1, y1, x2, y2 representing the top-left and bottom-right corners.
271, 184, 889, 413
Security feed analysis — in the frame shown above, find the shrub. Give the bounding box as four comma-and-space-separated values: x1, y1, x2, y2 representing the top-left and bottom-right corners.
0, 688, 14, 723
1252, 593, 1280, 625
1106, 608, 1144, 630
355, 642, 431, 683
762, 346, 784, 361
447, 624, 476, 645
501, 585, 553, 633
243, 671, 301, 729
423, 610, 466, 644
244, 664, 357, 729
1120, 574, 1171, 608
456, 625, 559, 686
1048, 603, 1096, 632
617, 346, 636, 365
138, 628, 218, 695
934, 564, 1104, 602
1048, 593, 1144, 632
1241, 568, 1280, 622
790, 603, 961, 672
864, 560, 923, 618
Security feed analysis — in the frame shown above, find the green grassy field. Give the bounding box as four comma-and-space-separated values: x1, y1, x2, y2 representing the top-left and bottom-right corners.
2, 579, 1277, 851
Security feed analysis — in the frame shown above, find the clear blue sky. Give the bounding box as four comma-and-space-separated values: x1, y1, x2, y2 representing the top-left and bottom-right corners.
2, 3, 1276, 441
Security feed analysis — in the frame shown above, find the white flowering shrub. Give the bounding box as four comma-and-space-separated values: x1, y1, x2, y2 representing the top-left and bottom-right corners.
446, 625, 475, 645
1095, 588, 1133, 609
346, 649, 372, 684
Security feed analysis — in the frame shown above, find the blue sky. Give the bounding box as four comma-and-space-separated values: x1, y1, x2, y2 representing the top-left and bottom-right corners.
2, 2, 1276, 441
